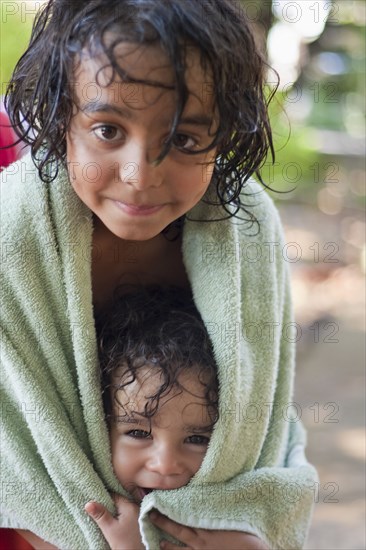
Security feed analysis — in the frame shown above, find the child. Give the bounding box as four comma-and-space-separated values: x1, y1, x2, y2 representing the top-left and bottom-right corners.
99, 286, 219, 498
1, 0, 317, 548
92, 285, 219, 549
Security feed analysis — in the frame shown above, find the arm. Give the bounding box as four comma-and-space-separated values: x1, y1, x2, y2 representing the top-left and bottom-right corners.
16, 530, 58, 550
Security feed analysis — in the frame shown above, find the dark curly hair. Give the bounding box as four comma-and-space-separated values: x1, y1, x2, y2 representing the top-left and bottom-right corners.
5, 0, 277, 224
97, 286, 219, 429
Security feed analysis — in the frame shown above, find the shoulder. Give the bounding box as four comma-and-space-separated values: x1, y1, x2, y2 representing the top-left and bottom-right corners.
235, 178, 285, 245
0, 155, 49, 269
234, 180, 290, 296
0, 152, 40, 188
185, 177, 286, 249
0, 153, 45, 228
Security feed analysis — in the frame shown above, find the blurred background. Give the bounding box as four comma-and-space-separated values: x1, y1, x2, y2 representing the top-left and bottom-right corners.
247, 2, 365, 548
1, 1, 365, 548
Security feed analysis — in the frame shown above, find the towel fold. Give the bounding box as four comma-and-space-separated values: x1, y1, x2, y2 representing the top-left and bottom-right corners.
1, 154, 317, 549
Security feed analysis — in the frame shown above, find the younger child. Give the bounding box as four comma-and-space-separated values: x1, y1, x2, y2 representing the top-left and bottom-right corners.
97, 285, 219, 505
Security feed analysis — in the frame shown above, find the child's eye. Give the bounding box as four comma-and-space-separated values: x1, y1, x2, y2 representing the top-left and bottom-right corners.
126, 429, 151, 439
171, 133, 198, 151
93, 125, 123, 142
186, 434, 210, 445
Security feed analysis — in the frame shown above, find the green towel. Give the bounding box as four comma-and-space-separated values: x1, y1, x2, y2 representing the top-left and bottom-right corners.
1, 154, 317, 549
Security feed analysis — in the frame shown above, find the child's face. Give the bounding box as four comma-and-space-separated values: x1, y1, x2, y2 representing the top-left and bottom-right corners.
66, 42, 218, 241
109, 367, 213, 502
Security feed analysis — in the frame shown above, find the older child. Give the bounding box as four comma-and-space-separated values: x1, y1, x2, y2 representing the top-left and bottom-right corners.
1, 0, 317, 548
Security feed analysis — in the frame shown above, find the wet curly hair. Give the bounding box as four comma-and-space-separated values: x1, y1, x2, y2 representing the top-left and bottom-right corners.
5, 0, 277, 224
97, 286, 219, 428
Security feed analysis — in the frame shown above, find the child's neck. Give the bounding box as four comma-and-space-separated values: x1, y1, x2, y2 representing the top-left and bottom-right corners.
91, 217, 189, 316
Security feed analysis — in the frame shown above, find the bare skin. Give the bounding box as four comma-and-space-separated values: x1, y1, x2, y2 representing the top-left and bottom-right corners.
91, 217, 190, 316
15, 530, 57, 549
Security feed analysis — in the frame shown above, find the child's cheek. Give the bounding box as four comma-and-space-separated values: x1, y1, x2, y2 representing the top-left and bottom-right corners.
111, 441, 138, 489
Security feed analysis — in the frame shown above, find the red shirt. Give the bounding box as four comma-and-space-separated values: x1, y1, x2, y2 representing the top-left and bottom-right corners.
0, 529, 33, 550
0, 110, 19, 169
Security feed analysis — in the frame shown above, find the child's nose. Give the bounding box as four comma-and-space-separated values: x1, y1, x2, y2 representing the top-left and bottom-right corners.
146, 444, 185, 477
118, 141, 164, 191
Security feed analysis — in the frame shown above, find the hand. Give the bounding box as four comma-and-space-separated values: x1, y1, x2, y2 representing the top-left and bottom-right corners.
149, 511, 269, 550
85, 494, 144, 550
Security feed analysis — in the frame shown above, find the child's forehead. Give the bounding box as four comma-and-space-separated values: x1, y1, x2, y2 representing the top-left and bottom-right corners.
73, 41, 214, 111
111, 364, 208, 404
112, 368, 211, 428
76, 41, 174, 86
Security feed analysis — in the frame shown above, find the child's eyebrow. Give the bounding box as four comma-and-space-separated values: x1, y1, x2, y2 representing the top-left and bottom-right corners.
184, 424, 213, 434
81, 102, 135, 120
179, 115, 214, 128
112, 415, 143, 424
81, 102, 213, 128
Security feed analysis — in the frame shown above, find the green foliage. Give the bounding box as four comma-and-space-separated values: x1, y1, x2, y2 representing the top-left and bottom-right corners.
0, 11, 34, 95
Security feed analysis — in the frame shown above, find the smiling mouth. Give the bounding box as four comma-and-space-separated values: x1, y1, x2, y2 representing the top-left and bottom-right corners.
114, 200, 165, 217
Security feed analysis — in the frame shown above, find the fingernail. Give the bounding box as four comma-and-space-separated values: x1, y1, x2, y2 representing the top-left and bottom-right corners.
84, 501, 97, 517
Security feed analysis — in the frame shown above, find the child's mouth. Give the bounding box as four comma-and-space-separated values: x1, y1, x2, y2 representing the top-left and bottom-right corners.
138, 487, 153, 499
114, 201, 164, 217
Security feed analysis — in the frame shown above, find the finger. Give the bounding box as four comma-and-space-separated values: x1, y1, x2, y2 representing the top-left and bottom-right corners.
149, 511, 195, 545
84, 501, 115, 527
243, 534, 270, 550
